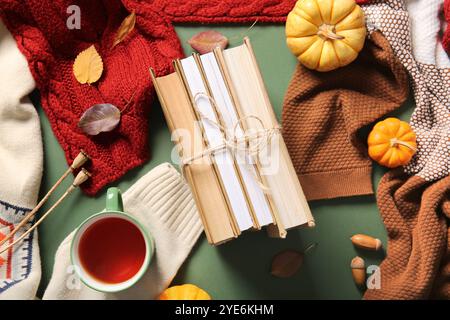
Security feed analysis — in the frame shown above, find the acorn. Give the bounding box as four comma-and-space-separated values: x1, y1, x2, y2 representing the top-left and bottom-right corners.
351, 234, 382, 251
351, 256, 366, 287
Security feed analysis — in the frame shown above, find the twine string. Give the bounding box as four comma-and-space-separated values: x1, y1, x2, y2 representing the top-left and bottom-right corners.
178, 92, 281, 193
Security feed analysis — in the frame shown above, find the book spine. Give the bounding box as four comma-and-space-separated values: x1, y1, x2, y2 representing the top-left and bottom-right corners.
150, 69, 213, 243
192, 53, 261, 231
173, 59, 242, 237
243, 38, 315, 228
213, 48, 287, 238
150, 68, 237, 245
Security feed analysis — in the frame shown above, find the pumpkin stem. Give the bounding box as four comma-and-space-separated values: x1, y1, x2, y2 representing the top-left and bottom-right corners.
390, 138, 417, 152
317, 24, 345, 40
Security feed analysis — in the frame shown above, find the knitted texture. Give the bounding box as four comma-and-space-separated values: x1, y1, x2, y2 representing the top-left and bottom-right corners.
282, 31, 409, 200
0, 0, 370, 195
43, 163, 203, 299
150, 0, 371, 24
406, 0, 450, 68
0, 0, 183, 195
442, 0, 450, 54
0, 21, 42, 299
364, 169, 450, 299
361, 0, 450, 299
363, 0, 450, 182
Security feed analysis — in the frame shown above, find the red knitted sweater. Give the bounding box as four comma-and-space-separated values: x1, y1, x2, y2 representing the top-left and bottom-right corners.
0, 0, 369, 195
443, 0, 450, 54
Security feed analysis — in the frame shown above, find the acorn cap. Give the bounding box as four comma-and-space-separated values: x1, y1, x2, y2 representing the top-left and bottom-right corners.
374, 238, 382, 251
351, 256, 365, 269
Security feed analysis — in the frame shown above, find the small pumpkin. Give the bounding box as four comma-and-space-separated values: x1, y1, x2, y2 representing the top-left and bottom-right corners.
158, 284, 211, 300
368, 118, 417, 168
286, 0, 366, 72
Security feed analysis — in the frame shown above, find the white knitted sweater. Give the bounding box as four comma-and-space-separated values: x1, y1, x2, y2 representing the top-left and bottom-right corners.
0, 20, 43, 300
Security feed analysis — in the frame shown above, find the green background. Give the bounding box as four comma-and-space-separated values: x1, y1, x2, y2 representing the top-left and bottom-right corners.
33, 25, 414, 299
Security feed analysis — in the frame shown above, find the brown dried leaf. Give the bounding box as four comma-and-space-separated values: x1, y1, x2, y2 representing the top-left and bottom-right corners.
188, 30, 228, 54
78, 103, 121, 135
113, 11, 136, 48
271, 250, 304, 278
73, 45, 103, 84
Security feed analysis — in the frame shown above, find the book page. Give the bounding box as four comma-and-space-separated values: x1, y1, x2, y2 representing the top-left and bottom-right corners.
222, 43, 313, 229
152, 72, 237, 244
180, 56, 254, 232
200, 53, 274, 227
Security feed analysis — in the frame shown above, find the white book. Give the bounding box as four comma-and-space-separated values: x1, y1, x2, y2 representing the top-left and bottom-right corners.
221, 40, 313, 229
180, 56, 254, 232
200, 53, 274, 227
151, 38, 314, 245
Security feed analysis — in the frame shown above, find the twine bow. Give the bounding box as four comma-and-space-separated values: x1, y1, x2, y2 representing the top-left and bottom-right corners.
179, 92, 281, 193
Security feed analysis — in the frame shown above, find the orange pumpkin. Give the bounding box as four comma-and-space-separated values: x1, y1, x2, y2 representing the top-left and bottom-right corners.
158, 284, 211, 300
367, 118, 417, 168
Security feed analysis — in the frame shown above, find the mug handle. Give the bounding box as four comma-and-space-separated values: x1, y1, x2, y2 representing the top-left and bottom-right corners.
106, 187, 123, 212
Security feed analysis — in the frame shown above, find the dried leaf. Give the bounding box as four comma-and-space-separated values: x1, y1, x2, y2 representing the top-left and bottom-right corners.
188, 31, 228, 54
113, 11, 136, 48
78, 103, 121, 135
271, 250, 304, 278
73, 45, 103, 84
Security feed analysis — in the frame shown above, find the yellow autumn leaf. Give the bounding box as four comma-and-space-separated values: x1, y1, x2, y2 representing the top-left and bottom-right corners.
112, 11, 136, 48
73, 45, 103, 84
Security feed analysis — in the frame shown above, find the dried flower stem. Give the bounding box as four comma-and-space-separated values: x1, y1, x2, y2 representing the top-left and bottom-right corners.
0, 150, 90, 248
0, 169, 91, 254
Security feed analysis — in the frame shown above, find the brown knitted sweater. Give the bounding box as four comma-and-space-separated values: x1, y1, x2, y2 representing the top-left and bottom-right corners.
364, 170, 450, 299
361, 0, 450, 299
282, 31, 409, 201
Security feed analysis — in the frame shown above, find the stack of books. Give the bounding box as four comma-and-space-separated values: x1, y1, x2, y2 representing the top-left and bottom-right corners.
151, 38, 314, 245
